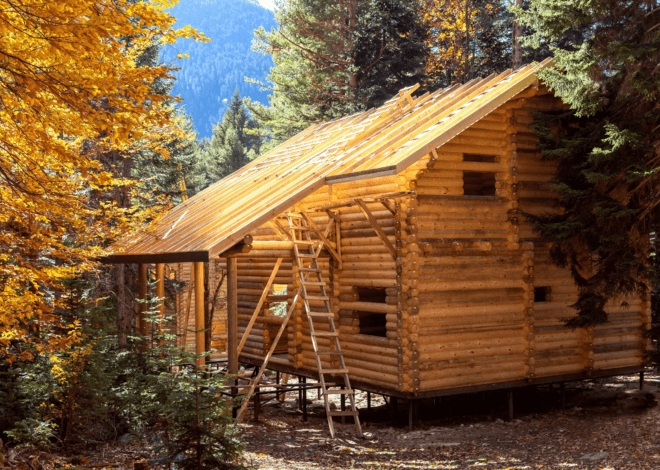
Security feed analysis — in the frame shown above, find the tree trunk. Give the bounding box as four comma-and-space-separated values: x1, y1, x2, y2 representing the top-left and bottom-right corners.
347, 0, 358, 102
115, 155, 133, 347
464, 0, 470, 82
512, 0, 523, 69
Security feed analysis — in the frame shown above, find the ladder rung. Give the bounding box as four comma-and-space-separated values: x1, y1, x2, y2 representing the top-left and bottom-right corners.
307, 311, 334, 318
329, 410, 359, 417
320, 368, 349, 374
303, 281, 326, 286
306, 295, 329, 301
312, 331, 338, 337
316, 349, 342, 355
325, 389, 354, 395
295, 240, 315, 245
299, 267, 321, 272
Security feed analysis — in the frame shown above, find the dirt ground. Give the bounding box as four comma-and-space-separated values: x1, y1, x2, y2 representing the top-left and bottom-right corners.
3, 370, 657, 469
241, 369, 660, 470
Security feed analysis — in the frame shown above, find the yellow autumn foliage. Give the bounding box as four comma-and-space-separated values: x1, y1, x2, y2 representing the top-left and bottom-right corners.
0, 0, 207, 359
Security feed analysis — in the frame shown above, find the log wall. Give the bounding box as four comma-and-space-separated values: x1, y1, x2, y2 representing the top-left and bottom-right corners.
174, 86, 647, 394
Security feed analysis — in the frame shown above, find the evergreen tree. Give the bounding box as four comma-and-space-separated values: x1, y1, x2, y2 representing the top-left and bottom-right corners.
191, 89, 265, 193
246, 0, 427, 147
515, 0, 660, 328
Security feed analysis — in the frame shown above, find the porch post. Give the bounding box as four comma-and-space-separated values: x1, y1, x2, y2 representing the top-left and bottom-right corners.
194, 262, 205, 367
137, 263, 148, 336
155, 263, 165, 344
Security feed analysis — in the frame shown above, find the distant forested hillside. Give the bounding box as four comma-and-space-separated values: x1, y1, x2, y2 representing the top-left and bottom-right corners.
162, 0, 276, 137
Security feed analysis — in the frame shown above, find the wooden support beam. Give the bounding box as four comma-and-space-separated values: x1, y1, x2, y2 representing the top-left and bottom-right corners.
380, 199, 396, 216
194, 262, 205, 368
236, 285, 303, 420
181, 263, 194, 348
236, 258, 283, 356
137, 263, 147, 337
355, 199, 397, 260
227, 257, 239, 376
300, 211, 341, 267
156, 263, 165, 344
267, 221, 290, 241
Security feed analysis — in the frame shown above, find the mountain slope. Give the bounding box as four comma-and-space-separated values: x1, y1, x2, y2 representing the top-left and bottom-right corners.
162, 0, 276, 137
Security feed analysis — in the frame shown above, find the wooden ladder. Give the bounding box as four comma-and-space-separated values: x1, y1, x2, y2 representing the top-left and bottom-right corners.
288, 213, 363, 439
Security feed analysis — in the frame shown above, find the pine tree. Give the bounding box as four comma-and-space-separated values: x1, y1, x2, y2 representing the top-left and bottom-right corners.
192, 89, 265, 193
515, 0, 660, 328
246, 0, 427, 147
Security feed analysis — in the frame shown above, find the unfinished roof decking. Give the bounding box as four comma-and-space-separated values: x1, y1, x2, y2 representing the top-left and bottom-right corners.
107, 59, 553, 264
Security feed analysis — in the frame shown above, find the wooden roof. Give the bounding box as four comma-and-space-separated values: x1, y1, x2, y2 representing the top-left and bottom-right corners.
107, 59, 553, 263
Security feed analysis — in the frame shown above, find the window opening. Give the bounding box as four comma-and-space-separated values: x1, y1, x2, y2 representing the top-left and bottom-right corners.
355, 287, 387, 337
269, 284, 288, 316
463, 154, 497, 163
534, 286, 550, 303
463, 171, 496, 196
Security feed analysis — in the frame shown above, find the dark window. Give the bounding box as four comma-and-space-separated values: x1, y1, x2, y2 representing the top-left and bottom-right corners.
463, 154, 497, 163
463, 171, 496, 196
534, 286, 551, 302
355, 287, 387, 337
356, 287, 386, 304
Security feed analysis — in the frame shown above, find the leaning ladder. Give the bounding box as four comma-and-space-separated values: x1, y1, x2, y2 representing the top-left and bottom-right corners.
288, 213, 363, 439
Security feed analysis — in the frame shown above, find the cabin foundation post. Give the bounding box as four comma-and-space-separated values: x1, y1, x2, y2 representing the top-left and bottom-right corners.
508, 390, 514, 421
408, 400, 418, 431
194, 262, 205, 368
301, 376, 307, 422
156, 263, 165, 344
137, 263, 147, 337
340, 385, 346, 424
367, 391, 371, 411
639, 371, 644, 390
253, 390, 260, 422
227, 257, 238, 417
389, 396, 398, 424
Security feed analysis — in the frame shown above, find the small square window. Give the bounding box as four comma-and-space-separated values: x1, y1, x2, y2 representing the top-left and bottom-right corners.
534, 287, 550, 302
463, 154, 497, 163
463, 171, 496, 196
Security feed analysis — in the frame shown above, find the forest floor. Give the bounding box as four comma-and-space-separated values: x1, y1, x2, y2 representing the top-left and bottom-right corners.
4, 369, 657, 469
241, 368, 660, 470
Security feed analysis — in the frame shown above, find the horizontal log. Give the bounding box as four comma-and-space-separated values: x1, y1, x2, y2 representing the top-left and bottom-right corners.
420, 279, 523, 292
419, 360, 525, 381
420, 369, 525, 391
420, 343, 524, 363
338, 301, 396, 314
339, 277, 397, 288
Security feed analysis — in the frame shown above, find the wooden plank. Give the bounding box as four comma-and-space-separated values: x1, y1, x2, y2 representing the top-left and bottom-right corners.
227, 258, 238, 375
102, 250, 209, 264
355, 199, 397, 260
181, 263, 194, 347
194, 262, 205, 368
137, 263, 147, 337
156, 263, 165, 345
236, 258, 283, 357
325, 165, 397, 185
236, 285, 303, 420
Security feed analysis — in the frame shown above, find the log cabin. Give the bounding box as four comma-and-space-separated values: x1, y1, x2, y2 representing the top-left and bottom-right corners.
107, 59, 651, 434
